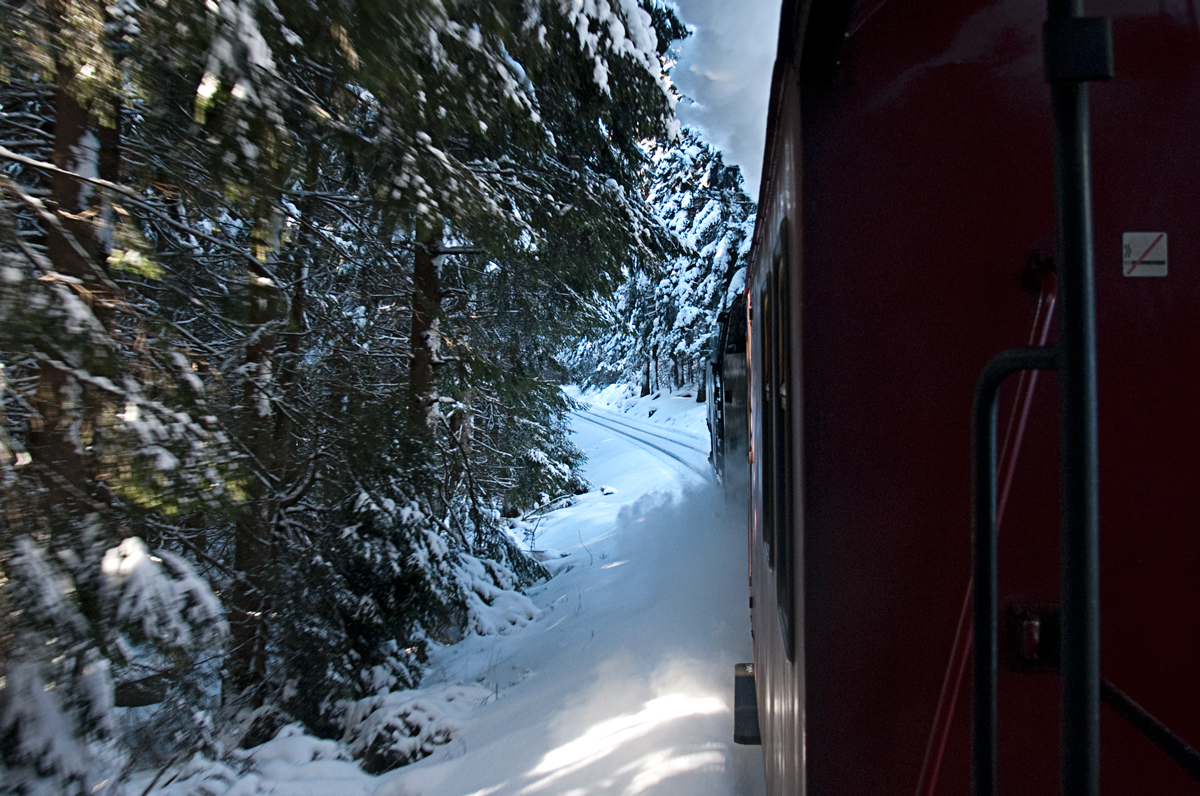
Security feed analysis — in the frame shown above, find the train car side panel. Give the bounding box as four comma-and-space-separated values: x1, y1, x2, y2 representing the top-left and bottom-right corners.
745, 1, 1200, 795
797, 1, 1057, 789
748, 53, 806, 796
1089, 6, 1200, 789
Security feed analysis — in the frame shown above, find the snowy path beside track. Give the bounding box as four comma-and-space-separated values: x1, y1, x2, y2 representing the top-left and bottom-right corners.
386, 394, 765, 796
146, 390, 767, 796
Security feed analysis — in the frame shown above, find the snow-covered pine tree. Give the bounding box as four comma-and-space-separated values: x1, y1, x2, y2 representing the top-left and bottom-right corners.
568, 128, 756, 393
87, 0, 570, 726
1, 2, 237, 790
420, 0, 687, 565
2, 0, 690, 784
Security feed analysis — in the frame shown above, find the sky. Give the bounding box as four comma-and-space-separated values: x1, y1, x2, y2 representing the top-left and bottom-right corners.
668, 0, 783, 199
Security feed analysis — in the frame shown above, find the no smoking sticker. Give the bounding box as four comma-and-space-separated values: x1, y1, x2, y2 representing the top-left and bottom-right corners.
1123, 232, 1167, 277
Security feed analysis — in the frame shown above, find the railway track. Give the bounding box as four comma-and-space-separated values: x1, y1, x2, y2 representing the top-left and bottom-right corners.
575, 409, 712, 482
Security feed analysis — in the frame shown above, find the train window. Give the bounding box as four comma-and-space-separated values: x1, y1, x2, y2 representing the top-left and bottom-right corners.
760, 278, 776, 568
759, 222, 796, 662
774, 223, 795, 662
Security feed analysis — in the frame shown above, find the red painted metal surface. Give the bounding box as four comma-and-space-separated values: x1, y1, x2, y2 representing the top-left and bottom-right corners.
748, 58, 805, 796
745, 1, 1200, 794
915, 277, 1057, 796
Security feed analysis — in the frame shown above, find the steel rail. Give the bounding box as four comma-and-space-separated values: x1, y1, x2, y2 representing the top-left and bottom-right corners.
579, 408, 710, 455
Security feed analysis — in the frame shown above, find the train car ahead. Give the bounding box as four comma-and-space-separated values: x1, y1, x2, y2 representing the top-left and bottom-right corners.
708, 294, 749, 491
737, 1, 1200, 795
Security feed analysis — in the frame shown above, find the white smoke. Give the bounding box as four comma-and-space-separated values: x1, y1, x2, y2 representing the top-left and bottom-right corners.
669, 0, 782, 198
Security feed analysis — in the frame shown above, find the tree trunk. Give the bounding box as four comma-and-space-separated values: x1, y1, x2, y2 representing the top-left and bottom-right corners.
225, 276, 278, 707
224, 194, 286, 708
641, 360, 651, 396
274, 144, 318, 486
409, 231, 443, 430
47, 83, 114, 283
28, 76, 120, 556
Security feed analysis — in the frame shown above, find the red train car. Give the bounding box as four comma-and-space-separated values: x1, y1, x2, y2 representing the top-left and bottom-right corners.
735, 1, 1200, 794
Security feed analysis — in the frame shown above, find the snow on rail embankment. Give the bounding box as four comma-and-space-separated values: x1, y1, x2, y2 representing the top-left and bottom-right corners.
384, 385, 764, 796
139, 385, 764, 796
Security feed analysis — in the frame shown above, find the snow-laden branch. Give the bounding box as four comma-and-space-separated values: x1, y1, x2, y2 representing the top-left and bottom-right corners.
0, 145, 280, 284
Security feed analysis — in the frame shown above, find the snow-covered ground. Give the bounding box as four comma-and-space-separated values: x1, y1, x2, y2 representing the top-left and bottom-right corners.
145, 385, 763, 796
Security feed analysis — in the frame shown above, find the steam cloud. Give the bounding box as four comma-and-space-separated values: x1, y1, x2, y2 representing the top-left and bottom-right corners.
669, 0, 782, 198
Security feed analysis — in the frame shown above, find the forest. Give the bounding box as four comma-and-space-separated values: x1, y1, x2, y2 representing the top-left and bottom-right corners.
0, 0, 754, 791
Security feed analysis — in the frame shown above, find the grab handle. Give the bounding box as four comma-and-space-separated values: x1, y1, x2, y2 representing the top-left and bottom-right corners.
972, 346, 1058, 796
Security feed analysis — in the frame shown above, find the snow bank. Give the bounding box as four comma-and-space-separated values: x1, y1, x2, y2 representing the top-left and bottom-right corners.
341, 684, 491, 774
457, 555, 540, 637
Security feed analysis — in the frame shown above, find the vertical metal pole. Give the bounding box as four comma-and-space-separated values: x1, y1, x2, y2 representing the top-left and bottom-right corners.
1047, 1, 1102, 794
972, 370, 1000, 796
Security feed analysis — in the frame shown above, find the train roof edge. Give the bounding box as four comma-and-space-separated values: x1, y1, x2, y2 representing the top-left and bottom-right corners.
749, 0, 857, 282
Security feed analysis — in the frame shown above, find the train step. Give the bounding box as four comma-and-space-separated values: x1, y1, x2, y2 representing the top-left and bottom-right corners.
734, 663, 761, 745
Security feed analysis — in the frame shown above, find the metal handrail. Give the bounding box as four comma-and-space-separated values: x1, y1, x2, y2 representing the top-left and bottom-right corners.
970, 4, 1112, 794
971, 347, 1058, 796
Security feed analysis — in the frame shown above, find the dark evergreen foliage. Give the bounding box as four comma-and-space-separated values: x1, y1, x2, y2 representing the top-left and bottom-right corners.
567, 128, 756, 392
0, 0, 686, 788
